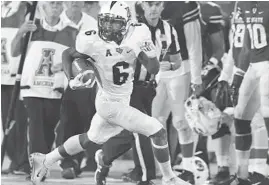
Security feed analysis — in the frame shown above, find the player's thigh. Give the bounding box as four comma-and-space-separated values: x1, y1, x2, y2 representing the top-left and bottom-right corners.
260, 70, 269, 117
152, 79, 169, 120
234, 66, 260, 120
168, 73, 191, 124
111, 103, 163, 137
87, 113, 123, 144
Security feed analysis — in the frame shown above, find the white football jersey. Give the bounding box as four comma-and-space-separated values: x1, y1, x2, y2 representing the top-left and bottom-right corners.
76, 22, 154, 97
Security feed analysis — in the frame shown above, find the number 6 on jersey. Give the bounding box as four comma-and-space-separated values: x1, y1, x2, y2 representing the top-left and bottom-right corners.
112, 61, 130, 85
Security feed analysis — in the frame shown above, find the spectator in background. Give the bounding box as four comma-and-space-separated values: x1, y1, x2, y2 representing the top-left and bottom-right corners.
1, 1, 30, 175
82, 1, 100, 20
10, 1, 77, 180
55, 1, 99, 179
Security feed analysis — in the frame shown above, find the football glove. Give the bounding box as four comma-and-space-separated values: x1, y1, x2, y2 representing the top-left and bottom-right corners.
69, 72, 93, 90
214, 80, 229, 111
230, 74, 244, 107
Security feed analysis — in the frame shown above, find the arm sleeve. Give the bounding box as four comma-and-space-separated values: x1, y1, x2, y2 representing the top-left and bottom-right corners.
167, 25, 180, 55
184, 19, 203, 84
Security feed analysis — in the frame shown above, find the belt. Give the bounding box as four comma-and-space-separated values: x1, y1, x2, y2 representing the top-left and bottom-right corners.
134, 80, 157, 88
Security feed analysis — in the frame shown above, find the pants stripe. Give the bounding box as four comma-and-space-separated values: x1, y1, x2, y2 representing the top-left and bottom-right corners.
134, 133, 147, 181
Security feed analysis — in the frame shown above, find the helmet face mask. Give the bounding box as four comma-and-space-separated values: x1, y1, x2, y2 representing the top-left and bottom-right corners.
98, 2, 131, 43
98, 13, 127, 43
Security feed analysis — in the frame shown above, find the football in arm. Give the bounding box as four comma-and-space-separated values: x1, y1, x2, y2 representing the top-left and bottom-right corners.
72, 58, 96, 84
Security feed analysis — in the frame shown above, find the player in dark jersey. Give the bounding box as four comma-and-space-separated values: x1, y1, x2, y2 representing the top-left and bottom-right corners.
225, 2, 269, 185
200, 1, 225, 66
198, 2, 236, 185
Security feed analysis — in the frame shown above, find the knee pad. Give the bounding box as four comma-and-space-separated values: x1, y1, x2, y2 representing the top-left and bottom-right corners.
234, 119, 252, 135
234, 119, 252, 151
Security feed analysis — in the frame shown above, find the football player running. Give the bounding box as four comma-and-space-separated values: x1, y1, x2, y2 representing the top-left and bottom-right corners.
29, 2, 191, 185
217, 2, 269, 185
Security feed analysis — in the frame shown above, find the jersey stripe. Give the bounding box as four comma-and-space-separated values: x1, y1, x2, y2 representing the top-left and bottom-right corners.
183, 6, 200, 24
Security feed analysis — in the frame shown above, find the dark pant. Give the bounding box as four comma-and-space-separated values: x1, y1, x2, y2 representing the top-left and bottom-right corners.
102, 83, 156, 181
1, 85, 29, 171
55, 85, 99, 171
24, 97, 61, 154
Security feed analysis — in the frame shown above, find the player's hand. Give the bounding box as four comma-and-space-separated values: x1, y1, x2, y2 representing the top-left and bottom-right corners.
51, 63, 63, 74
18, 21, 37, 35
191, 83, 204, 97
69, 73, 86, 90
160, 61, 171, 71
69, 71, 95, 90
214, 81, 229, 111
230, 74, 244, 107
230, 85, 239, 107
81, 70, 95, 88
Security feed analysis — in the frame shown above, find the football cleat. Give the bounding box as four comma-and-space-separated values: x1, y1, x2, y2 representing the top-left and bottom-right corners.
94, 150, 110, 185
122, 167, 142, 182
162, 176, 192, 185
204, 166, 231, 185
176, 170, 195, 185
29, 153, 49, 185
249, 172, 269, 185
225, 176, 251, 185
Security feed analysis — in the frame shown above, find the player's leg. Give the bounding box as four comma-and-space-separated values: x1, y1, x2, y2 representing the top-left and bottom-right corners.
152, 79, 171, 129
126, 84, 156, 183
257, 65, 269, 183
108, 105, 190, 184
30, 111, 123, 183
260, 66, 269, 144
249, 112, 268, 184
234, 65, 260, 181
167, 73, 197, 184
208, 112, 233, 184
30, 86, 124, 182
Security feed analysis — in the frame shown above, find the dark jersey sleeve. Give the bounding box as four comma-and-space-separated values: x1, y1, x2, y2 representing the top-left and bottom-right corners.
162, 1, 200, 25
162, 1, 200, 61
200, 2, 224, 35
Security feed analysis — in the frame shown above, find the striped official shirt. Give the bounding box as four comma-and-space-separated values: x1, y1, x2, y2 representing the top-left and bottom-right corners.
134, 18, 180, 82
162, 2, 203, 84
